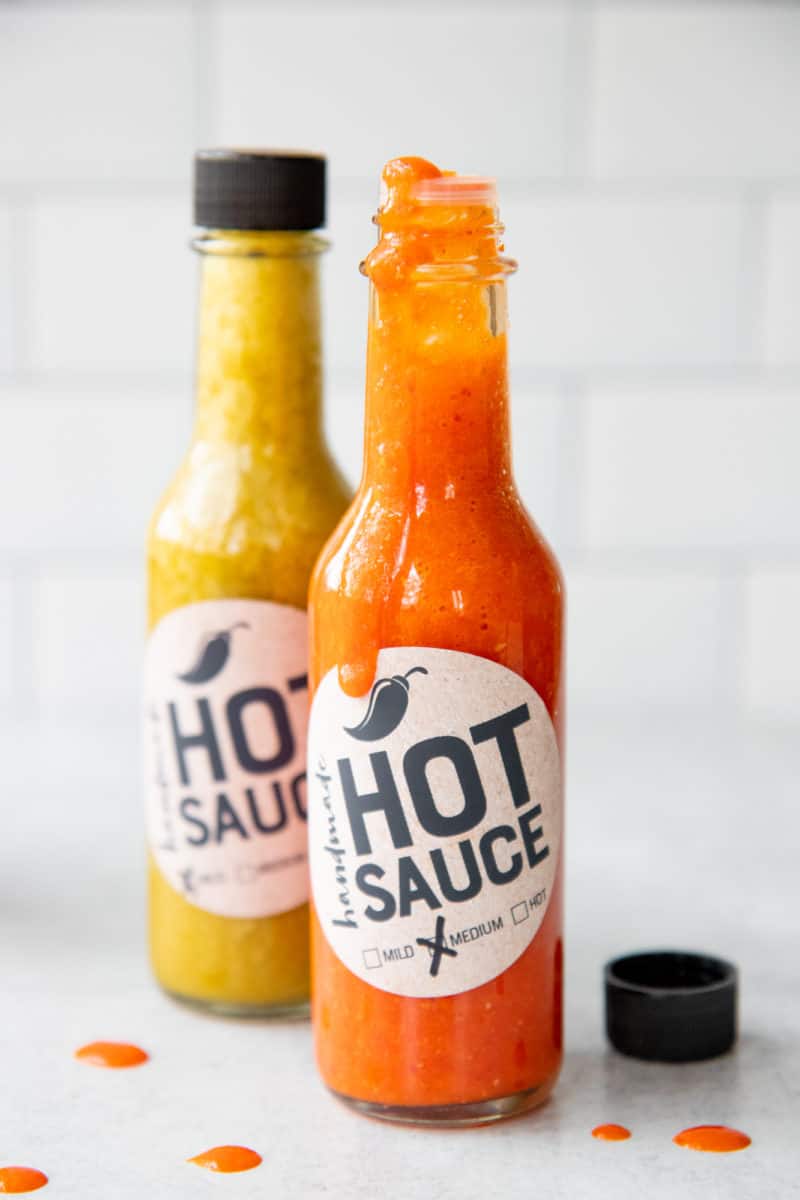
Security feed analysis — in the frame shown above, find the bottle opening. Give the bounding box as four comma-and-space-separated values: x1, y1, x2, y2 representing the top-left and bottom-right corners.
411, 175, 497, 207
367, 157, 515, 284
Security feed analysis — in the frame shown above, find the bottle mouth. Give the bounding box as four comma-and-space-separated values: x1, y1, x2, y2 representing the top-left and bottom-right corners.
367, 159, 515, 282
410, 175, 497, 207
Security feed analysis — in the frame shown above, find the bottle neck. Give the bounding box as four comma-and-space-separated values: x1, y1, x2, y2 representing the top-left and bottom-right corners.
362, 277, 513, 499
359, 158, 516, 503
193, 231, 326, 454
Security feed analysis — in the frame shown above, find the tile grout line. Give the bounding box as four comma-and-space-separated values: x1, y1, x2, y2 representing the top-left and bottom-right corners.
7, 558, 39, 721
8, 191, 34, 375
1, 179, 799, 204
3, 366, 800, 405
0, 550, 145, 572
562, 0, 595, 182
553, 378, 587, 559
717, 562, 751, 722
192, 0, 216, 150
0, 181, 188, 202
4, 362, 800, 396
2, 544, 797, 573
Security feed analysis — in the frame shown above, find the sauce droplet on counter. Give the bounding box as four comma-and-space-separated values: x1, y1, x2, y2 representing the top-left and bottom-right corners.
0, 1167, 49, 1193
75, 1041, 149, 1069
592, 1123, 631, 1141
673, 1125, 751, 1153
188, 1146, 262, 1174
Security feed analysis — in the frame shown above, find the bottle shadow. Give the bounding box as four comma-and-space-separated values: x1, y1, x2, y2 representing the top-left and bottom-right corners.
551, 1030, 786, 1127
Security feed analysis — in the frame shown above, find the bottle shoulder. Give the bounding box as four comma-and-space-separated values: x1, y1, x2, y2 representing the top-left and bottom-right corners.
309, 484, 565, 719
312, 484, 563, 613
149, 439, 350, 556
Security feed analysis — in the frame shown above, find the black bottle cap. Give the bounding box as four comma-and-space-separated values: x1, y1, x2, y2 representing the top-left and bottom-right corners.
194, 149, 326, 231
605, 951, 737, 1063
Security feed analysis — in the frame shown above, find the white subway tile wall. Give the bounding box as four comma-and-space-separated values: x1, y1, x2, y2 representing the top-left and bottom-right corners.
592, 3, 800, 179
582, 385, 800, 552
30, 198, 193, 372
0, 386, 191, 554
214, 5, 570, 180
504, 196, 746, 368
0, 202, 14, 370
743, 569, 800, 723
763, 197, 800, 366
34, 568, 145, 713
0, 4, 195, 183
0, 0, 797, 724
568, 569, 727, 709
0, 577, 14, 706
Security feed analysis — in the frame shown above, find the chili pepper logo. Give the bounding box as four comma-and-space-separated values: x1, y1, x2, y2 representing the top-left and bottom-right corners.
175, 623, 249, 685
344, 666, 428, 741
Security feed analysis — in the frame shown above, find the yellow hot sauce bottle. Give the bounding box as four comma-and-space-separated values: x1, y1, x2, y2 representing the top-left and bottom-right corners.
145, 151, 349, 1016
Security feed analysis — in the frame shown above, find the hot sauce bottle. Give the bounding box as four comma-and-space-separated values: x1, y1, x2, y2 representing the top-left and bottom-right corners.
308, 157, 564, 1123
145, 151, 349, 1016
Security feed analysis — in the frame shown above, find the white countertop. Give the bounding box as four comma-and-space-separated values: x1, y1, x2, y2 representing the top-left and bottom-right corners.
3, 713, 798, 1198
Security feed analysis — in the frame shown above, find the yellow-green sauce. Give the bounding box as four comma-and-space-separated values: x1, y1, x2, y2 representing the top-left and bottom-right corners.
147, 230, 349, 1013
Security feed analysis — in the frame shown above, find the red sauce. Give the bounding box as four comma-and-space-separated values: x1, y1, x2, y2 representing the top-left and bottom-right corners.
674, 1125, 751, 1153
75, 1041, 149, 1069
188, 1146, 262, 1173
592, 1123, 631, 1141
0, 1168, 48, 1194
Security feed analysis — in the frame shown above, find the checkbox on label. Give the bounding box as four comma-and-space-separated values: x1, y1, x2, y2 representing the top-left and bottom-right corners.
511, 901, 529, 925
363, 948, 382, 969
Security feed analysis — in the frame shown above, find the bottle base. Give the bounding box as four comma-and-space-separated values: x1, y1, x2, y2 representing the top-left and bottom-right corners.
330, 1082, 551, 1128
161, 987, 309, 1021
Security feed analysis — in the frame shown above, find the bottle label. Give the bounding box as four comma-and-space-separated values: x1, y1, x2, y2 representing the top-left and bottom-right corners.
308, 647, 562, 999
144, 599, 310, 919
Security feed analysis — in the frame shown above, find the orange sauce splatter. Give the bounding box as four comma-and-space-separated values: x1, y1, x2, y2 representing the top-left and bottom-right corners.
75, 1041, 149, 1069
188, 1146, 262, 1174
674, 1125, 751, 1153
0, 1167, 48, 1194
592, 1123, 631, 1141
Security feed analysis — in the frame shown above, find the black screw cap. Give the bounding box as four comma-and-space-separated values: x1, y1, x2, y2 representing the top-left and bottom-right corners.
605, 950, 737, 1063
194, 149, 325, 231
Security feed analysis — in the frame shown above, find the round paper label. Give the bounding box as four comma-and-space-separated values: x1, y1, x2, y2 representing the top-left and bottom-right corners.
308, 647, 561, 999
144, 599, 310, 919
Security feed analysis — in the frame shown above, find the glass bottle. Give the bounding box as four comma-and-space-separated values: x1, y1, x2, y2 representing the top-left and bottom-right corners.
308, 157, 564, 1122
145, 151, 349, 1017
